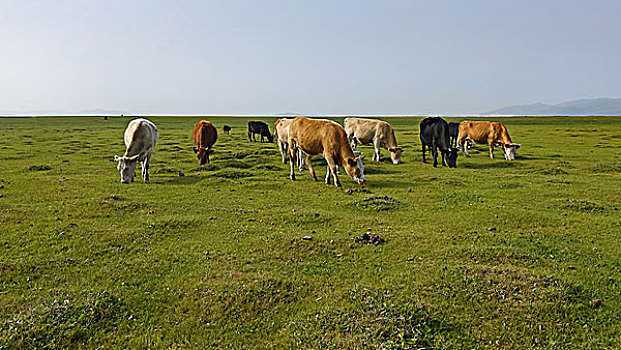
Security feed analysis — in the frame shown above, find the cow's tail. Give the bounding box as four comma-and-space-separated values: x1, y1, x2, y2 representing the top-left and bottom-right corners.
274, 119, 281, 139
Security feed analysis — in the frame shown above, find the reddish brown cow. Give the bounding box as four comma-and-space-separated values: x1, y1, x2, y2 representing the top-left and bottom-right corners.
457, 121, 521, 160
192, 120, 217, 165
288, 117, 366, 187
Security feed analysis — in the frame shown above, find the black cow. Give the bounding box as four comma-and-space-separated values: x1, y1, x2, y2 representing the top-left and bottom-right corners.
223, 125, 231, 135
448, 122, 460, 148
248, 121, 274, 142
419, 117, 458, 168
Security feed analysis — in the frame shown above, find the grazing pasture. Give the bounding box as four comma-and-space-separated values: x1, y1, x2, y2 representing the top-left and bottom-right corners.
0, 116, 620, 349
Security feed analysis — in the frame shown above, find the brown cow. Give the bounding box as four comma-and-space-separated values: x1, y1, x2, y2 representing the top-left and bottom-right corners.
457, 121, 521, 160
192, 120, 217, 165
288, 117, 366, 187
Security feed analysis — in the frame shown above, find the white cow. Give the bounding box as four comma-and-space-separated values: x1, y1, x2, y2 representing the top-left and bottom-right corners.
274, 118, 307, 171
344, 117, 403, 164
114, 118, 158, 183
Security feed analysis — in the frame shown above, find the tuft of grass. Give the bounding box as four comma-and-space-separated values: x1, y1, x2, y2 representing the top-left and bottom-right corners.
354, 195, 405, 211
28, 165, 52, 171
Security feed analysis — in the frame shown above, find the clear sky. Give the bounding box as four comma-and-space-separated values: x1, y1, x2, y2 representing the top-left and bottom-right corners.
1, 0, 620, 115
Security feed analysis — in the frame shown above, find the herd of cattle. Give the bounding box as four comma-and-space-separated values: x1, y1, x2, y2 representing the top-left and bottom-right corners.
114, 116, 521, 186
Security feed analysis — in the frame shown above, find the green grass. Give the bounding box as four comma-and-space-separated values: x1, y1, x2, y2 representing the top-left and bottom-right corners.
1, 116, 620, 349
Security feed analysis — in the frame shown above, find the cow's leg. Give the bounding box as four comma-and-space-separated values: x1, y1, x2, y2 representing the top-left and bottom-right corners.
432, 144, 439, 168
373, 140, 381, 162
489, 142, 494, 159
325, 165, 331, 185
297, 149, 306, 171
142, 154, 151, 182
248, 131, 252, 142
278, 141, 287, 164
289, 146, 297, 181
305, 154, 317, 181
457, 134, 470, 157
441, 150, 447, 167
325, 156, 340, 187
422, 144, 427, 163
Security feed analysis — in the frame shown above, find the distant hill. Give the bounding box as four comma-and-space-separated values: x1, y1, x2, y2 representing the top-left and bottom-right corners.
484, 98, 621, 116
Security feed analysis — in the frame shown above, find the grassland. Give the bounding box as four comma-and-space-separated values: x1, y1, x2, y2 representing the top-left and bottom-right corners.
0, 116, 620, 349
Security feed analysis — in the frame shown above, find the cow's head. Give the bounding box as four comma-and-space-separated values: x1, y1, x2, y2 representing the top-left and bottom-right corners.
503, 144, 521, 161
114, 154, 140, 183
388, 147, 403, 164
193, 147, 214, 166
345, 152, 367, 186
445, 148, 458, 168
267, 133, 274, 143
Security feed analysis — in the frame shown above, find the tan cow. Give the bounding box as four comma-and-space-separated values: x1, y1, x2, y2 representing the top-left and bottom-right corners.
288, 117, 366, 187
457, 121, 521, 160
344, 117, 403, 164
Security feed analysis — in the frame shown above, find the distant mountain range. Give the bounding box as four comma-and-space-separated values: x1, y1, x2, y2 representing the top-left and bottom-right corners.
484, 97, 621, 116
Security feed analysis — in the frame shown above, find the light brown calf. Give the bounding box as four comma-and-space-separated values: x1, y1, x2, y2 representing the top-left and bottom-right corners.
457, 121, 521, 160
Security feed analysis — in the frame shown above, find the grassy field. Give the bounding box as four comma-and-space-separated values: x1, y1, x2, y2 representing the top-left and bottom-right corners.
1, 116, 620, 349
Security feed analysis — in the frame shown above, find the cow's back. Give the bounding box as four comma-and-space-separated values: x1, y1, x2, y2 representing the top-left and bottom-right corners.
124, 119, 158, 157
460, 121, 508, 144
193, 120, 217, 149
346, 117, 380, 143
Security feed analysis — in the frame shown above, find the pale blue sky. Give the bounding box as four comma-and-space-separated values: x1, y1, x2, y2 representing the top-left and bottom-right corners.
1, 0, 620, 115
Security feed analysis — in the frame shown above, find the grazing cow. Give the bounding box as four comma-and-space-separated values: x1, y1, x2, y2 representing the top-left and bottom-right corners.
248, 121, 274, 142
457, 121, 521, 160
288, 117, 366, 187
192, 120, 218, 165
223, 125, 231, 135
448, 122, 460, 148
419, 117, 458, 168
344, 117, 403, 164
114, 118, 158, 183
274, 118, 306, 171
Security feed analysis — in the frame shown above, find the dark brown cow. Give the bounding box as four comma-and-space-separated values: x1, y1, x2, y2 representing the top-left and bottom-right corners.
192, 120, 217, 165
288, 117, 366, 187
457, 121, 521, 160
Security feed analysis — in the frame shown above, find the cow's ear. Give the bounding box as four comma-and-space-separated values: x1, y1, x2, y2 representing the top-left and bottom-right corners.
192, 147, 198, 153
513, 144, 521, 149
